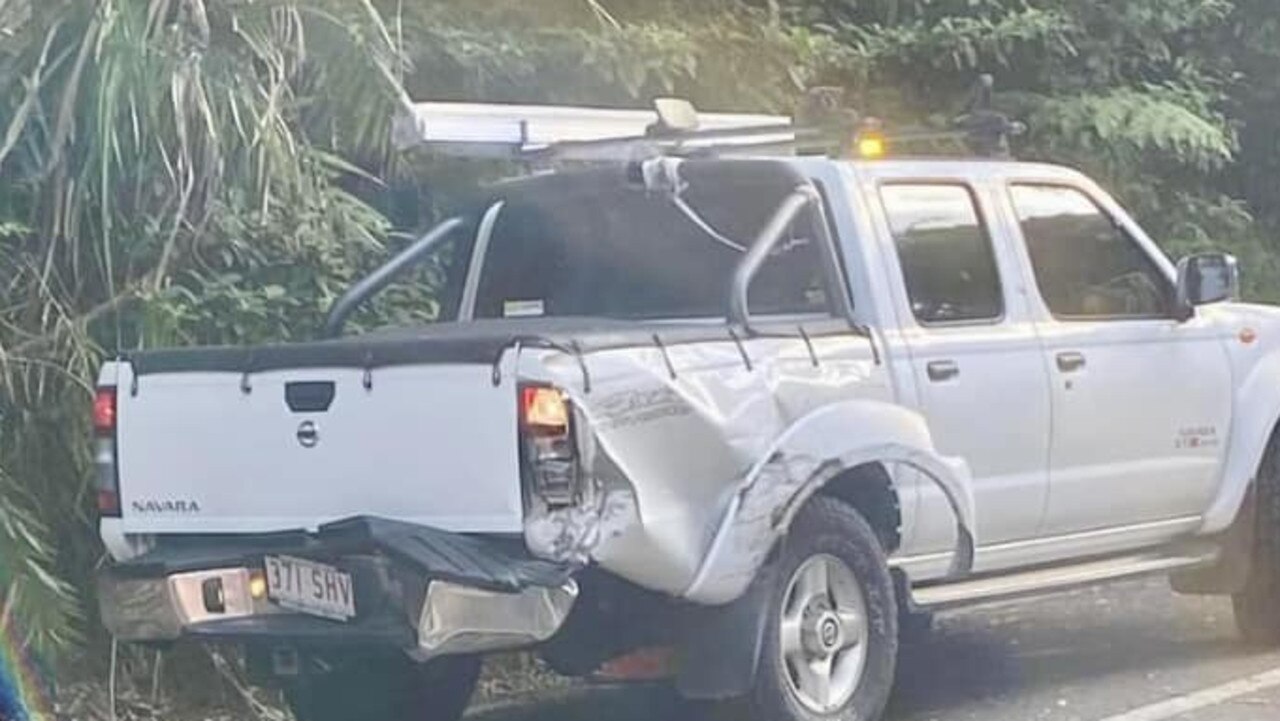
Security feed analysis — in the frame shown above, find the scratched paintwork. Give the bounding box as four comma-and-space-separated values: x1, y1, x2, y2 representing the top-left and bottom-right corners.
517, 331, 976, 604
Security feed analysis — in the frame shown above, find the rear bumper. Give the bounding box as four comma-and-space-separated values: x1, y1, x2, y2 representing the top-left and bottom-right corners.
98, 516, 577, 658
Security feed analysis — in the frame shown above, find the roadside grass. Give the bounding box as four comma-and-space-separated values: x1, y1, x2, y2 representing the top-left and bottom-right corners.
55, 647, 569, 721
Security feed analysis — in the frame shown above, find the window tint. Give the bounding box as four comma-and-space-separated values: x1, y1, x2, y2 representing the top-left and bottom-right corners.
474, 175, 832, 320
1010, 185, 1172, 319
880, 184, 1003, 324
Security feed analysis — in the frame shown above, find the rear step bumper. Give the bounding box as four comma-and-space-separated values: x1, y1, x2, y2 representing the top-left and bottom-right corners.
98, 516, 578, 658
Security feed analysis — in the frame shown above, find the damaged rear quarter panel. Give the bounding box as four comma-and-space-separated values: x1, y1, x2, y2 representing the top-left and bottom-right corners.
521, 331, 970, 602
684, 406, 975, 604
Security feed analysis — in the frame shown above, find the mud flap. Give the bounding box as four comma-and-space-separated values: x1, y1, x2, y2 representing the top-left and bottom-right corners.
1172, 489, 1255, 596
675, 557, 777, 700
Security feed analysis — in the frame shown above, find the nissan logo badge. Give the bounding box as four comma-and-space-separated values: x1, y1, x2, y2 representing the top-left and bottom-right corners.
296, 420, 319, 448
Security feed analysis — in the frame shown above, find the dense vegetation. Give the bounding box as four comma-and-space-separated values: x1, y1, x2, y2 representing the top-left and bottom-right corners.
1, 0, 1278, 665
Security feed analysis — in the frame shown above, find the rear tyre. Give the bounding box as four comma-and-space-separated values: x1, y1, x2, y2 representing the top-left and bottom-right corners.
1233, 436, 1280, 645
748, 495, 898, 721
285, 653, 481, 721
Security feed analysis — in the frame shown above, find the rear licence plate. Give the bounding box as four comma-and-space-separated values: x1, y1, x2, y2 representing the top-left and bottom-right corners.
264, 555, 355, 621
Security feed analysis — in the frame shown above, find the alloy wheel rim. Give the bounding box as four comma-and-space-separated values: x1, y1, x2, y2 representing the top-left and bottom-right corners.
779, 553, 870, 713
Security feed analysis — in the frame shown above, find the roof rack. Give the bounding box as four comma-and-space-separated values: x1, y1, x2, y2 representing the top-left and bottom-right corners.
392, 76, 1024, 163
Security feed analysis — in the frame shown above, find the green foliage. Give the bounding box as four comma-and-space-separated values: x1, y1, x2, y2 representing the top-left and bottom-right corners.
1022, 87, 1234, 171
0, 0, 405, 654
794, 0, 1273, 293
834, 6, 1077, 73
0, 465, 78, 655
392, 0, 835, 110
139, 162, 392, 348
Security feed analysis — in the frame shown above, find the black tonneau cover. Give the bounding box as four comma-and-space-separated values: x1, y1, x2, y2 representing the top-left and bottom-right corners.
127, 318, 680, 375
125, 317, 857, 376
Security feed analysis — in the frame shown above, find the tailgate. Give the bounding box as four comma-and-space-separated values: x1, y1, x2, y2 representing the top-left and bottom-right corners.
114, 361, 523, 535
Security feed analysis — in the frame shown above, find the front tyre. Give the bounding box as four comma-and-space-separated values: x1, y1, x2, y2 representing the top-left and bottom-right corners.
285, 653, 481, 721
751, 496, 898, 721
1234, 437, 1280, 645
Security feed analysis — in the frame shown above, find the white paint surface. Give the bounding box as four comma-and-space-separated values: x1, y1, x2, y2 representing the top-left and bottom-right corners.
99, 157, 1280, 608
114, 361, 524, 535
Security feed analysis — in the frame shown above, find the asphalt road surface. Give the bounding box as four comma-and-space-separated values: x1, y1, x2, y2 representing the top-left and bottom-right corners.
470, 577, 1280, 721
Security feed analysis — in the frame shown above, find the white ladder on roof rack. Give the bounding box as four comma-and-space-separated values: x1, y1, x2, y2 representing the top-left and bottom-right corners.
391, 99, 796, 161
391, 76, 1028, 162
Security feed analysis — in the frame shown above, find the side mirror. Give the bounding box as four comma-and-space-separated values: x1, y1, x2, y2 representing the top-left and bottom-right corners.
1175, 252, 1239, 320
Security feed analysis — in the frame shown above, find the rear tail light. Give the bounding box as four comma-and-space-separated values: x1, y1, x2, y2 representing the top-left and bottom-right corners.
96, 487, 121, 516
93, 387, 121, 517
93, 387, 117, 435
521, 386, 570, 436
518, 384, 580, 507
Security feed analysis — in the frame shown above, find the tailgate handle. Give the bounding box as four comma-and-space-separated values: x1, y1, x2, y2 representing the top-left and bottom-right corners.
285, 381, 336, 413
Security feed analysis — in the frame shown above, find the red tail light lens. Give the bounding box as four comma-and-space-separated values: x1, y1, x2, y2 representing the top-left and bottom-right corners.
97, 488, 121, 516
93, 387, 117, 435
521, 386, 570, 437
518, 384, 579, 507
93, 386, 121, 517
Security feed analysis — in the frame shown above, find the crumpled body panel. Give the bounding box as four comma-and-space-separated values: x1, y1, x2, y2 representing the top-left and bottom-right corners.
518, 329, 975, 604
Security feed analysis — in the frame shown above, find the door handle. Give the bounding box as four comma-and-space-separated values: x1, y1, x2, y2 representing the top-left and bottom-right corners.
926, 360, 959, 382
1056, 351, 1086, 373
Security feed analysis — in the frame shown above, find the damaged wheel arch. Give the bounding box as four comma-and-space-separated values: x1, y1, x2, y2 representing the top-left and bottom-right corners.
682, 400, 977, 607
670, 401, 974, 701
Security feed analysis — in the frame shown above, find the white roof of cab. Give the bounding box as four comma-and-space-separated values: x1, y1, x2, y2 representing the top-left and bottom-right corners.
836, 157, 1089, 184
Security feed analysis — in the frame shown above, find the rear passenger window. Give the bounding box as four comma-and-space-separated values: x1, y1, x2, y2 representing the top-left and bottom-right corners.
880, 184, 1003, 324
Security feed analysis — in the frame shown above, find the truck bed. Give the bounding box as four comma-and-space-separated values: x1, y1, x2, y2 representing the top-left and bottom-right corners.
108, 317, 738, 538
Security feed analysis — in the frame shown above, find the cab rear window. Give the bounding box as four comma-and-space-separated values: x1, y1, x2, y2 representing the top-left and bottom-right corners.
473, 171, 834, 321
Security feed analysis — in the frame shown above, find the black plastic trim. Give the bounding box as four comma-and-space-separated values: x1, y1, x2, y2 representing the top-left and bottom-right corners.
109, 515, 573, 593
285, 381, 336, 413
125, 317, 869, 377
676, 557, 775, 699
184, 613, 415, 648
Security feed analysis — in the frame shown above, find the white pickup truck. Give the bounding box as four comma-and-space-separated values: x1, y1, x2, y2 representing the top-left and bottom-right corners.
96, 145, 1280, 721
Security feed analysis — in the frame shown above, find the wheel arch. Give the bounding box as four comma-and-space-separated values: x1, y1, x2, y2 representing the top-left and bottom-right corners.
675, 401, 974, 702
681, 399, 975, 606
1175, 399, 1280, 595
820, 462, 903, 553
674, 400, 953, 702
